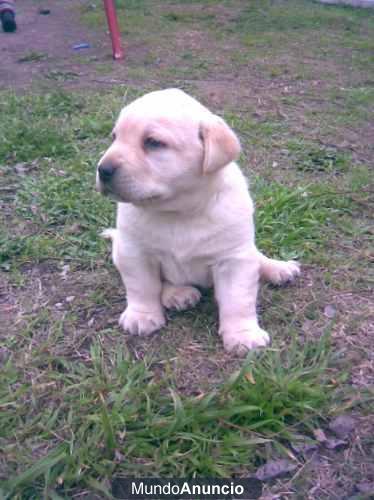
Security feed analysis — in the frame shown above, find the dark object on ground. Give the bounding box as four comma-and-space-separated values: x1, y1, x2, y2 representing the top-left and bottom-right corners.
328, 415, 356, 439
1, 9, 16, 32
38, 9, 51, 15
255, 459, 298, 481
73, 43, 91, 50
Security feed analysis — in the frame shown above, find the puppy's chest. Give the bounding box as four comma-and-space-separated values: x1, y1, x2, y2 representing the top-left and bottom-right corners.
151, 217, 227, 257
148, 224, 218, 286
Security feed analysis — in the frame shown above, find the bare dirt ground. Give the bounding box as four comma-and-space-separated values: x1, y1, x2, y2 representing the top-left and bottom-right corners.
1, 1, 373, 499
0, 0, 111, 88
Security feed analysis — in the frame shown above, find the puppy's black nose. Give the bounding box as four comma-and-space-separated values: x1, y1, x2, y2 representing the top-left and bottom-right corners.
98, 163, 116, 182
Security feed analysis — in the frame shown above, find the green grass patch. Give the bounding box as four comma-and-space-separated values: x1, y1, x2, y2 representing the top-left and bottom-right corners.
0, 90, 137, 268
285, 140, 350, 173
253, 180, 352, 260
326, 86, 374, 125
80, 0, 218, 44
163, 12, 215, 24
0, 90, 360, 269
221, 0, 374, 84
227, 0, 373, 43
1, 331, 339, 497
81, 0, 162, 35
225, 112, 285, 149
0, 93, 83, 163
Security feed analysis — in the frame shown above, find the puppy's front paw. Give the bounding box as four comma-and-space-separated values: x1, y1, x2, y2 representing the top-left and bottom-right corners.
278, 260, 300, 284
221, 324, 270, 355
119, 306, 165, 336
266, 259, 300, 285
161, 285, 201, 311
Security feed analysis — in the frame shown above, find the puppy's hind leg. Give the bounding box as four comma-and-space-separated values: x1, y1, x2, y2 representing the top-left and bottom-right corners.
213, 257, 270, 354
161, 282, 201, 311
258, 252, 300, 285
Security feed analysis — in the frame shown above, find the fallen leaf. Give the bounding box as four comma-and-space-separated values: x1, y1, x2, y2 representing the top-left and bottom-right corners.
14, 163, 27, 175
60, 264, 70, 280
313, 428, 327, 442
31, 381, 57, 393
114, 450, 125, 463
13, 160, 38, 175
292, 441, 318, 455
324, 304, 337, 318
255, 459, 298, 481
356, 481, 374, 494
245, 372, 256, 384
0, 347, 10, 364
328, 415, 355, 439
324, 438, 347, 450
64, 223, 82, 234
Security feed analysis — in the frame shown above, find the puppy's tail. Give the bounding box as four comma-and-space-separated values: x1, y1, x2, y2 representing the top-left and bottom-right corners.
101, 228, 118, 241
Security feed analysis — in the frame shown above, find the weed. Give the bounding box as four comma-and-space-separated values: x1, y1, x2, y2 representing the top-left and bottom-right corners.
44, 70, 80, 82
253, 179, 352, 259
17, 52, 48, 63
286, 141, 350, 173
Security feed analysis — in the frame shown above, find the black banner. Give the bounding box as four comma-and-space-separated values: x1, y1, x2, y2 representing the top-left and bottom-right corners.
112, 478, 262, 500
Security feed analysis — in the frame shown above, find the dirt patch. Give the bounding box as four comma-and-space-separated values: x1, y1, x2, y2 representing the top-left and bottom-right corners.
0, 0, 115, 90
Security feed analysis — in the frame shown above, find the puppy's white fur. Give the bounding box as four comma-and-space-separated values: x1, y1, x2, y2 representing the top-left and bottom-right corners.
98, 89, 300, 354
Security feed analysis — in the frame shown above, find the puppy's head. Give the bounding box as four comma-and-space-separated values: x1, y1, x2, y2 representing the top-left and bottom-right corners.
97, 89, 240, 207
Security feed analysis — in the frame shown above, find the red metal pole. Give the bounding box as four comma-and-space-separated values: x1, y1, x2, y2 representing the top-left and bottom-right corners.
103, 0, 124, 60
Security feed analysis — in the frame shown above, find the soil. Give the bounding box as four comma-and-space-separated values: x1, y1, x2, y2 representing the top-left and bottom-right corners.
0, 0, 112, 89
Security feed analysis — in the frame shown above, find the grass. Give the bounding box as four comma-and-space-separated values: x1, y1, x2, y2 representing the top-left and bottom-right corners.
226, 0, 374, 58
0, 90, 360, 270
0, 86, 367, 499
17, 52, 48, 63
253, 179, 352, 260
1, 333, 339, 497
1, 0, 373, 497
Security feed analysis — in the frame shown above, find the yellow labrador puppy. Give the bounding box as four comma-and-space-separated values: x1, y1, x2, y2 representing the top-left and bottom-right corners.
97, 89, 299, 354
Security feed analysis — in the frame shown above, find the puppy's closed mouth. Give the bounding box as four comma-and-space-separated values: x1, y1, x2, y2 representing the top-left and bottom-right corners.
98, 185, 163, 205
132, 194, 164, 205
96, 183, 117, 199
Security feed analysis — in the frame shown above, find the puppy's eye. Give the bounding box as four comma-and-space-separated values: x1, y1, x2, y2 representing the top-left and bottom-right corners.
144, 137, 167, 150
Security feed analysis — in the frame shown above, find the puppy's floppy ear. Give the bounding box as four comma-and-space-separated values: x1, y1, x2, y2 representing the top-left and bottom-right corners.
199, 115, 241, 174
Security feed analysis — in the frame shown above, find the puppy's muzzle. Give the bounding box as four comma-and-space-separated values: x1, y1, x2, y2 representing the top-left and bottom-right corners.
98, 162, 117, 183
